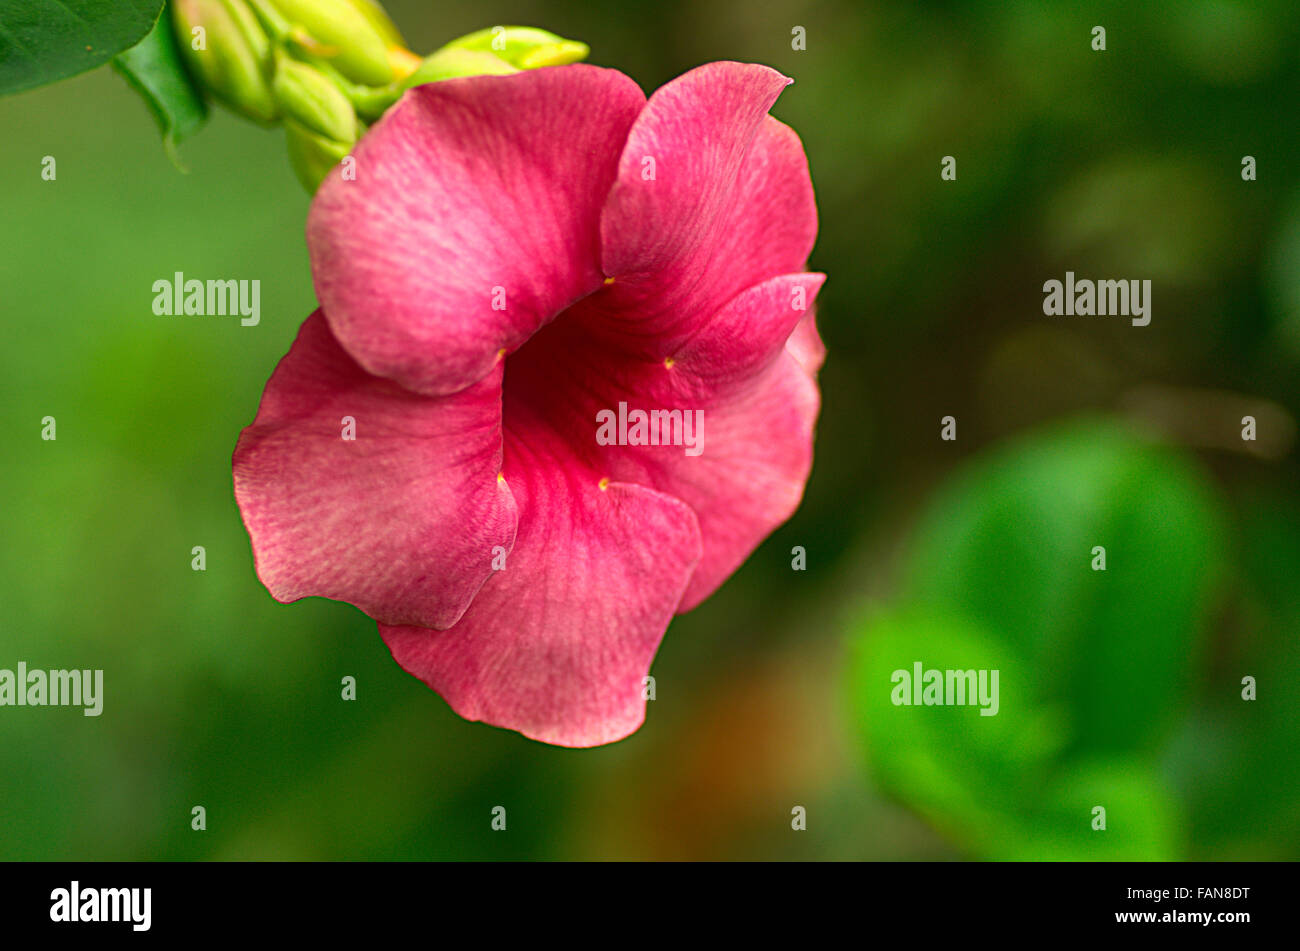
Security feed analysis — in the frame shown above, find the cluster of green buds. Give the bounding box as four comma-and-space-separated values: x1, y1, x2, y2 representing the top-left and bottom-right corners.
170, 1, 589, 191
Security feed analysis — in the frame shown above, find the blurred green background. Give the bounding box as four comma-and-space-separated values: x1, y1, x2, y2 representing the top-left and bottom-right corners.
1, 0, 1298, 860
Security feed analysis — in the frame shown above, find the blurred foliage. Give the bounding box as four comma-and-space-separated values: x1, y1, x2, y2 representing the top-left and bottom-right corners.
848, 420, 1222, 859
0, 0, 1297, 860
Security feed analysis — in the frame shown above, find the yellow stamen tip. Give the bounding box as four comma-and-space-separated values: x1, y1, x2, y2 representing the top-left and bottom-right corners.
603, 276, 616, 285
663, 356, 675, 369
598, 477, 610, 491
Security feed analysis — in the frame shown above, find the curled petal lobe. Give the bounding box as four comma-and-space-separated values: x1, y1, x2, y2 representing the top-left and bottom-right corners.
668, 272, 826, 392
233, 311, 517, 629
308, 65, 647, 396
600, 62, 818, 352
786, 309, 827, 375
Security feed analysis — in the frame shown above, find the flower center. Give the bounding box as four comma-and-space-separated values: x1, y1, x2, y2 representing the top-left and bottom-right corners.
500, 289, 617, 479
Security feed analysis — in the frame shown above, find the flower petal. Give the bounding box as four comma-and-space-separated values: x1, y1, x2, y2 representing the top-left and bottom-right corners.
504, 273, 824, 612
666, 273, 826, 392
381, 411, 702, 747
627, 273, 824, 608
307, 65, 647, 396
786, 308, 827, 376
599, 62, 818, 350
592, 278, 824, 609
639, 349, 820, 610
233, 311, 517, 629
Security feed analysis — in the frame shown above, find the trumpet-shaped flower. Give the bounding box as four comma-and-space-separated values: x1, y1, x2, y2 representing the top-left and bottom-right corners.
233, 61, 824, 746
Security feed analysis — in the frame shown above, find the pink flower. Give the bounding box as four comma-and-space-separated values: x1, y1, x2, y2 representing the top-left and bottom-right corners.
233, 61, 824, 746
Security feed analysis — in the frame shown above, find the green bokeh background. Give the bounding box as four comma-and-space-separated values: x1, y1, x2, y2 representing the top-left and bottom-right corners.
1, 0, 1297, 860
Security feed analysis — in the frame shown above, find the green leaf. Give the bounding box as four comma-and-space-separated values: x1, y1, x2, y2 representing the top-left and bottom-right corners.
847, 606, 1069, 856
902, 417, 1224, 756
846, 417, 1225, 859
1008, 760, 1181, 861
848, 599, 1181, 860
0, 0, 165, 96
112, 8, 208, 163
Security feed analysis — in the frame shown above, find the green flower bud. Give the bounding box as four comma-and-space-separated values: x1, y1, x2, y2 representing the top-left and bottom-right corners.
445, 26, 588, 70
284, 118, 353, 193
341, 0, 404, 49
264, 0, 397, 86
399, 48, 518, 91
271, 51, 358, 143
340, 48, 518, 122
172, 0, 278, 122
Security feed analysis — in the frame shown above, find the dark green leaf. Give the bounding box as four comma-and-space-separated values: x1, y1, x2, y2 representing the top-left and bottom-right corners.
902, 417, 1224, 756
846, 418, 1225, 859
0, 0, 164, 96
848, 593, 1181, 859
847, 606, 1065, 856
